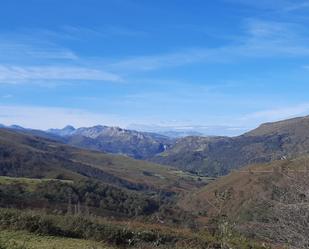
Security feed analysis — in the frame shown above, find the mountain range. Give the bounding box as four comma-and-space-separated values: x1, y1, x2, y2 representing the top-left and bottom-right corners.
2, 115, 309, 177
0, 124, 173, 160
48, 125, 173, 159
0, 127, 201, 193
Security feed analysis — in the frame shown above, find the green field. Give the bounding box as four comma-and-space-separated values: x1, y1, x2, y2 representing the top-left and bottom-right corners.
0, 230, 114, 249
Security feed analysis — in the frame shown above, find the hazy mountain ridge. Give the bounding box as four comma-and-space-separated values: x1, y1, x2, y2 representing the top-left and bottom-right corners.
47, 125, 174, 159
48, 125, 76, 136
4, 115, 309, 177
0, 124, 174, 160
153, 115, 309, 176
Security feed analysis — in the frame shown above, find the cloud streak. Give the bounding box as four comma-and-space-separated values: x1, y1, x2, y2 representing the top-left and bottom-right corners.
109, 19, 309, 72
0, 65, 122, 84
224, 0, 309, 12
2, 19, 309, 78
0, 40, 78, 63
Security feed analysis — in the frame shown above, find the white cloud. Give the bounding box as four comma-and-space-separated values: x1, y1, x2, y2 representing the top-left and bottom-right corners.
127, 123, 249, 136
0, 65, 122, 84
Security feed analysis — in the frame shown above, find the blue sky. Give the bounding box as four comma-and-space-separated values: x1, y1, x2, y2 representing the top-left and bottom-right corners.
1, 0, 309, 135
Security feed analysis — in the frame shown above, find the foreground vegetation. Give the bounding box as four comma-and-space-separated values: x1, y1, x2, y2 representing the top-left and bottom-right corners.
0, 208, 269, 249
0, 230, 113, 249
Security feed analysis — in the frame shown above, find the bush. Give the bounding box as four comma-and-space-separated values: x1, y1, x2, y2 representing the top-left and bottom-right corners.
0, 209, 176, 246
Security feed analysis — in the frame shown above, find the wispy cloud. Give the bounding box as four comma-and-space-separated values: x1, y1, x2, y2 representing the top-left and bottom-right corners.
1, 19, 308, 77
224, 0, 309, 12
241, 20, 309, 56
0, 25, 144, 62
109, 19, 309, 72
0, 65, 122, 84
0, 39, 78, 63
62, 25, 146, 38
1, 94, 13, 99
109, 48, 210, 71
284, 1, 309, 11
302, 65, 309, 70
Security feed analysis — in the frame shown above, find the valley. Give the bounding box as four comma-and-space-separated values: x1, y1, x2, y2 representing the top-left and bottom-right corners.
1, 116, 309, 248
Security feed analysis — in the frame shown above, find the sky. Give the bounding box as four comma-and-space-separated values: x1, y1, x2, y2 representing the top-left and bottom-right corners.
1, 0, 309, 136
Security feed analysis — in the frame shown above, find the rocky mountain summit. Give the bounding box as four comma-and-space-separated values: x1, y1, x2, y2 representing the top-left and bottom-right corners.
47, 125, 173, 159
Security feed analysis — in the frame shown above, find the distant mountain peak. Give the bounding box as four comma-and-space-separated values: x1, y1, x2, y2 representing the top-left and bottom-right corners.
9, 124, 25, 130
48, 125, 76, 136
63, 125, 76, 130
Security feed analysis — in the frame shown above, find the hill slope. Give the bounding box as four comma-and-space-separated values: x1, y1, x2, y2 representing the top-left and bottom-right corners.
179, 156, 309, 248
153, 116, 309, 176
0, 128, 202, 192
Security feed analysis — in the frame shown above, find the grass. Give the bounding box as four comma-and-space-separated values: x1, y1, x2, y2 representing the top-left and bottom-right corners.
0, 230, 114, 249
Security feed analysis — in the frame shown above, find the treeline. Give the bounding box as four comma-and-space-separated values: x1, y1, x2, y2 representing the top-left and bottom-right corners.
0, 179, 159, 217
